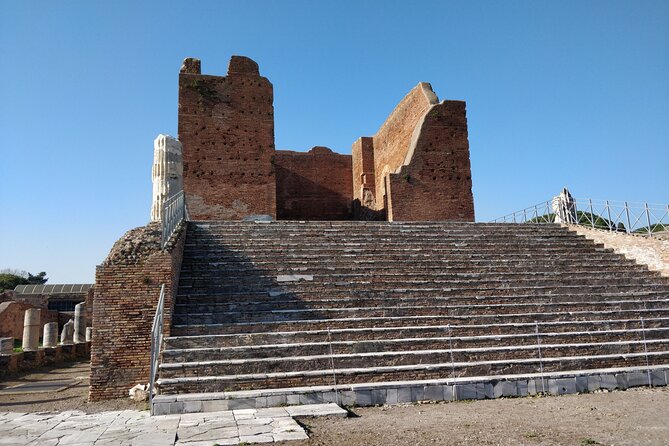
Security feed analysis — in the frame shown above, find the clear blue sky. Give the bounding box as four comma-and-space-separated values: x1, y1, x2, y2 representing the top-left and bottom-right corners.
1, 0, 668, 283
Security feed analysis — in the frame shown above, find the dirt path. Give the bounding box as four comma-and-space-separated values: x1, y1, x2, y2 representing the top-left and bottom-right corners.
285, 387, 669, 446
2, 363, 668, 445
0, 360, 145, 413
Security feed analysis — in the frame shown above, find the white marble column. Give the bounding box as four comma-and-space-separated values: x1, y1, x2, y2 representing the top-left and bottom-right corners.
151, 134, 183, 221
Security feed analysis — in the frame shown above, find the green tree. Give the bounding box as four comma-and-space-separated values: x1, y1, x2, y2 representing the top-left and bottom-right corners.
0, 269, 48, 292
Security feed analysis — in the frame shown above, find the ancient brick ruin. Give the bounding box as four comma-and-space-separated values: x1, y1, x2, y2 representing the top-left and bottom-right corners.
178, 56, 474, 222
88, 55, 669, 409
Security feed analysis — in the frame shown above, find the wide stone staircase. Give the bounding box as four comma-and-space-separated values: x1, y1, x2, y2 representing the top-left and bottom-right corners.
153, 221, 669, 414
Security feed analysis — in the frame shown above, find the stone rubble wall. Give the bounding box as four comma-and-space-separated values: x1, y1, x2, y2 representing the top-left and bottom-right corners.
568, 225, 669, 277
89, 222, 186, 401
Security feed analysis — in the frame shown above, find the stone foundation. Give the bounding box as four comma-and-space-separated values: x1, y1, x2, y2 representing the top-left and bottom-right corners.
0, 342, 90, 380
152, 366, 669, 415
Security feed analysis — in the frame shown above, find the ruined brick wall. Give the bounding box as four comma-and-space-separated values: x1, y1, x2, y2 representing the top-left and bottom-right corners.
369, 83, 437, 210
0, 302, 59, 339
387, 100, 474, 221
275, 147, 353, 220
351, 83, 474, 221
178, 56, 276, 220
89, 222, 185, 401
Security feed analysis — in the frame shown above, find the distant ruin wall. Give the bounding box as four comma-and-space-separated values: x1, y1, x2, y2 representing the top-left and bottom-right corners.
89, 222, 185, 401
275, 147, 353, 220
178, 56, 276, 220
352, 83, 474, 222
0, 302, 58, 339
388, 100, 474, 221
369, 83, 437, 210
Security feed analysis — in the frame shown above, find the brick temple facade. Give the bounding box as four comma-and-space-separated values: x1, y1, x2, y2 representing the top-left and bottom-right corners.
178, 56, 474, 222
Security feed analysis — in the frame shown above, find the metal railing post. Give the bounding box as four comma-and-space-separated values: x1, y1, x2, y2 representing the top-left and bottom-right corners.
644, 203, 653, 237
605, 200, 613, 231
625, 202, 632, 234
161, 191, 186, 249
149, 284, 166, 415
535, 321, 546, 394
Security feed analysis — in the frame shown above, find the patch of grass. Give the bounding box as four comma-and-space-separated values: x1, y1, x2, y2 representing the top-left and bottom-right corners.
523, 432, 540, 439
581, 438, 601, 445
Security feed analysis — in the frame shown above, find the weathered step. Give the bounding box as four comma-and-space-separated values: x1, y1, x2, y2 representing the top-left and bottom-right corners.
171, 307, 669, 336
157, 350, 669, 393
177, 283, 669, 300
175, 290, 668, 308
171, 299, 669, 325
160, 338, 669, 379
176, 272, 664, 290
162, 326, 669, 363
172, 297, 669, 317
165, 317, 669, 349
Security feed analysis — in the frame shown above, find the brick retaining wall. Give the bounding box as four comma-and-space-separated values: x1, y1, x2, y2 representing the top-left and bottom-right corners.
89, 223, 186, 401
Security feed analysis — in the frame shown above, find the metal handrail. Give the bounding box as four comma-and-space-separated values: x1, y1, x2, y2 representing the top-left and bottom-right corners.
161, 191, 186, 249
148, 284, 166, 415
492, 198, 669, 237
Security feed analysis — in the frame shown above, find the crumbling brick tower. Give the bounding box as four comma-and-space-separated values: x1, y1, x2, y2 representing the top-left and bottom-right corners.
178, 56, 276, 220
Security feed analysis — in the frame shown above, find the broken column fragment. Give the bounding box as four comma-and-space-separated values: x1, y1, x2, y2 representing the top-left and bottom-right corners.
43, 322, 59, 348
21, 309, 40, 351
150, 134, 183, 221
74, 303, 86, 343
60, 319, 74, 345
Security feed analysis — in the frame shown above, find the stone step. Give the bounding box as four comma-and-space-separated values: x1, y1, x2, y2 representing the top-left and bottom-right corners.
161, 220, 668, 404
180, 251, 626, 262
177, 267, 658, 280
172, 297, 669, 317
176, 272, 663, 288
175, 286, 669, 304
159, 339, 669, 379
174, 290, 668, 307
152, 365, 669, 414
178, 279, 669, 298
182, 245, 615, 256
162, 326, 669, 363
183, 238, 595, 249
156, 350, 669, 393
171, 307, 669, 336
171, 299, 669, 325
165, 317, 669, 349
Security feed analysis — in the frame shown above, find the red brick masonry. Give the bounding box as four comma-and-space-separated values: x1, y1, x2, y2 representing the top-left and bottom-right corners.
89, 223, 185, 401
179, 56, 474, 222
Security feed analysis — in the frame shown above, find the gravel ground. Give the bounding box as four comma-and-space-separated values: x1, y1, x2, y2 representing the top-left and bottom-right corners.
0, 360, 145, 414
2, 362, 668, 445
283, 387, 669, 446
